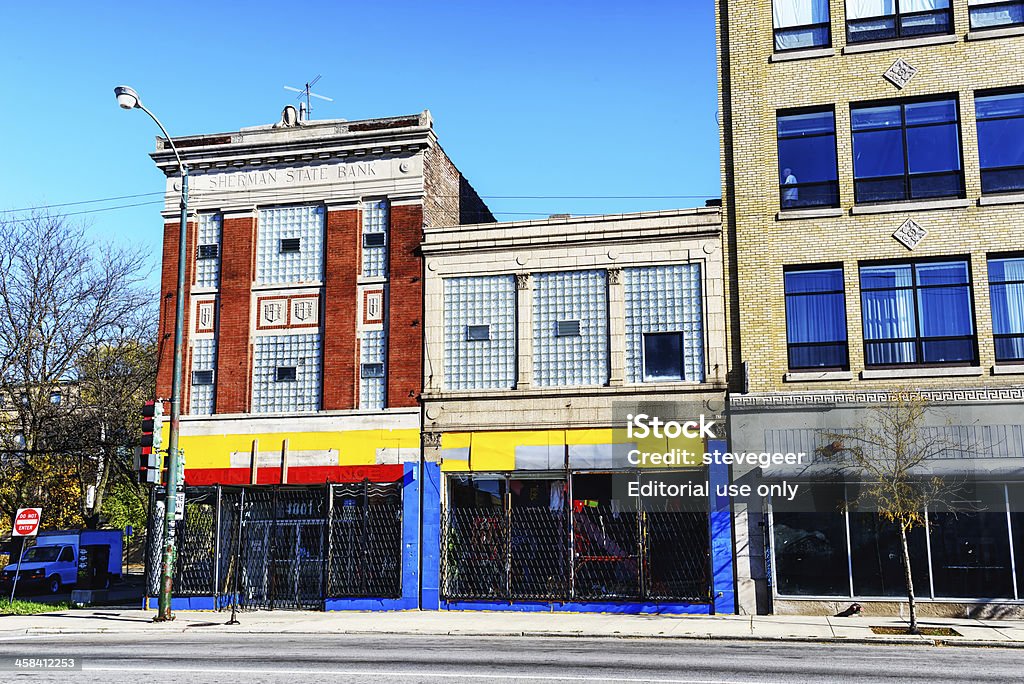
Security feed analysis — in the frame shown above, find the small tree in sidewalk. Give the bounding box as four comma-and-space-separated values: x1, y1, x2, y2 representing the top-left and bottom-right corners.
816, 393, 969, 634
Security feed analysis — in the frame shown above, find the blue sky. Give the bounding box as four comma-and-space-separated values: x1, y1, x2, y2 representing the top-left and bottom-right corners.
0, 2, 719, 282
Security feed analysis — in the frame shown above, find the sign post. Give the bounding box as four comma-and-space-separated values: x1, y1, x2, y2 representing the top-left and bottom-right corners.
9, 508, 42, 605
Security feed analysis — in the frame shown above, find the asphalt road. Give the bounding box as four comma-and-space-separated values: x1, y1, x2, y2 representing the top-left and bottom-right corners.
0, 633, 1019, 683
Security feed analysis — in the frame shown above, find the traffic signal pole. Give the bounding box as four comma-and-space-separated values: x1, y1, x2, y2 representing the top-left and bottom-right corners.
155, 162, 189, 623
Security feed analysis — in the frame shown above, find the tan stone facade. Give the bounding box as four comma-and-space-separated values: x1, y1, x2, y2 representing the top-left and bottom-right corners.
718, 2, 1024, 616
718, 1, 1024, 393
421, 209, 727, 441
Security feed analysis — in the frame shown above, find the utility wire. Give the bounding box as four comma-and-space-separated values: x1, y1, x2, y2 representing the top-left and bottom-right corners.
1, 191, 717, 217
0, 192, 166, 214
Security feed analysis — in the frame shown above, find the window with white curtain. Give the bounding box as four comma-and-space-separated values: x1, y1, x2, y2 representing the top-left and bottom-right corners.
846, 0, 953, 43
969, 0, 1024, 29
859, 260, 976, 367
989, 256, 1024, 363
774, 0, 831, 50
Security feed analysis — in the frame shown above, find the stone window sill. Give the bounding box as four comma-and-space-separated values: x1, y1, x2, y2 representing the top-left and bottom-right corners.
966, 25, 1024, 41
769, 47, 835, 63
851, 198, 971, 215
784, 370, 853, 382
992, 365, 1024, 376
842, 33, 959, 55
979, 192, 1024, 207
776, 207, 844, 221
860, 366, 983, 380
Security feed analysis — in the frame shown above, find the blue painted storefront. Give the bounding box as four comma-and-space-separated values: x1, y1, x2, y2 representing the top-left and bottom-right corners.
153, 447, 737, 614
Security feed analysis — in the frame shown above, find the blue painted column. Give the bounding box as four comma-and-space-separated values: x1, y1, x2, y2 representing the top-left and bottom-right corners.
707, 438, 737, 614
420, 461, 442, 610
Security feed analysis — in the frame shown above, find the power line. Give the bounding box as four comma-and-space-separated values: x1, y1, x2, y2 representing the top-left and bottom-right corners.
1, 191, 717, 217
0, 200, 166, 225
0, 192, 166, 215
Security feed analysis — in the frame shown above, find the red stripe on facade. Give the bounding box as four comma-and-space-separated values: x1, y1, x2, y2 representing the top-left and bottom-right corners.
184, 464, 405, 486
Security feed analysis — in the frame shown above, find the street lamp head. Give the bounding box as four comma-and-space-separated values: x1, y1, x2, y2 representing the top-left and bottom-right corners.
114, 85, 140, 110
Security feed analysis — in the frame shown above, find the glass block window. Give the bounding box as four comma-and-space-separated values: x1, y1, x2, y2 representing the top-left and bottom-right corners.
252, 334, 321, 413
189, 337, 216, 415
533, 270, 608, 387
444, 276, 516, 391
194, 213, 222, 288
255, 205, 324, 285
359, 329, 386, 410
624, 265, 705, 383
362, 199, 389, 278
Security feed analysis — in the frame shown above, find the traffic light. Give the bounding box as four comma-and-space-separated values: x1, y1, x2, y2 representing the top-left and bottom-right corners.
138, 400, 165, 484
141, 400, 164, 451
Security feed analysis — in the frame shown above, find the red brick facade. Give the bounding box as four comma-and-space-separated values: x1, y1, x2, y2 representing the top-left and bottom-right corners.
387, 204, 424, 408
322, 208, 360, 410
156, 219, 195, 400
214, 214, 256, 414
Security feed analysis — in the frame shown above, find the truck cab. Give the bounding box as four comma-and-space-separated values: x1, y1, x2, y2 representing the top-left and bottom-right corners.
1, 542, 78, 594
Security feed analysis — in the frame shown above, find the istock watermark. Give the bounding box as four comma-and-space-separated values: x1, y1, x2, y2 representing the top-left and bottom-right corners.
606, 405, 809, 506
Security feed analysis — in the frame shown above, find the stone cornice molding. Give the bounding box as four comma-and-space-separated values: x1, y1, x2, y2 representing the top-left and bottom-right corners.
730, 387, 1024, 408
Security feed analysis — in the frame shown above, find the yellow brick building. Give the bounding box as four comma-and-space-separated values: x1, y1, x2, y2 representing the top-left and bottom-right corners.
718, 1, 1024, 616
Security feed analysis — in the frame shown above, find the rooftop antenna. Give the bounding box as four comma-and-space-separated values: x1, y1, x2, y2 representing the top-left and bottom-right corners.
284, 75, 333, 121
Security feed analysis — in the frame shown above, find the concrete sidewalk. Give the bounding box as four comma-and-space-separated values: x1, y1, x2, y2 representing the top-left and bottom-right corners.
3, 608, 1024, 648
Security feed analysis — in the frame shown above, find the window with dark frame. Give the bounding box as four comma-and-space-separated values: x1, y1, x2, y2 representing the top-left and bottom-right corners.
773, 0, 831, 51
784, 266, 849, 370
555, 320, 581, 337
275, 366, 298, 382
852, 97, 964, 204
642, 331, 685, 381
988, 255, 1024, 363
192, 370, 214, 386
777, 109, 840, 209
466, 324, 491, 341
846, 0, 953, 44
969, 0, 1024, 30
860, 259, 977, 367
360, 362, 384, 379
976, 90, 1024, 195
197, 244, 219, 260
363, 232, 386, 248
280, 237, 301, 254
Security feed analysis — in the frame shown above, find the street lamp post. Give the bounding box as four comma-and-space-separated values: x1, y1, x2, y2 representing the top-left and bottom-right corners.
114, 85, 188, 622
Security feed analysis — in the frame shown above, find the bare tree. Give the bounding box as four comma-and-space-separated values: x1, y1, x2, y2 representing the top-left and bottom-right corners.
816, 393, 966, 634
0, 211, 156, 530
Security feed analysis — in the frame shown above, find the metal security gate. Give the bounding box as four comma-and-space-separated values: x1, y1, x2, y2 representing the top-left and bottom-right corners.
441, 472, 712, 604
167, 482, 403, 611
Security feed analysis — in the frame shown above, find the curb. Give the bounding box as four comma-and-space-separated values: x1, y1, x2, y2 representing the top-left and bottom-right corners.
3, 626, 1023, 648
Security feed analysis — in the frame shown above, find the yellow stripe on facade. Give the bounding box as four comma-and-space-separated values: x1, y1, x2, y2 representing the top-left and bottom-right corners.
175, 428, 420, 469
438, 428, 704, 472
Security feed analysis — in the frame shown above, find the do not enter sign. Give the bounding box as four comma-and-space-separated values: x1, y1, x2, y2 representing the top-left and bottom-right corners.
12, 508, 42, 536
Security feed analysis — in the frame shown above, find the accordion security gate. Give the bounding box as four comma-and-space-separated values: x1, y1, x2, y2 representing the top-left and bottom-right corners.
440, 472, 713, 604
162, 483, 402, 610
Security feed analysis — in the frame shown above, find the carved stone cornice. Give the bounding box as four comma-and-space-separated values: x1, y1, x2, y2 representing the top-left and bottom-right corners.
730, 387, 1024, 408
